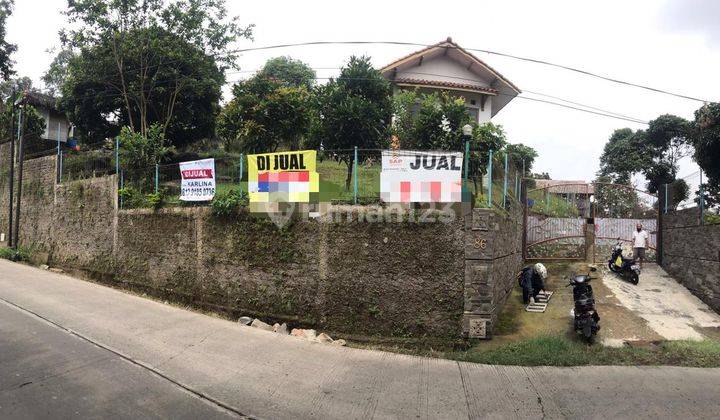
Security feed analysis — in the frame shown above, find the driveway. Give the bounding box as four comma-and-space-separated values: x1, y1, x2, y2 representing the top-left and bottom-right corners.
1, 259, 720, 419
601, 263, 720, 342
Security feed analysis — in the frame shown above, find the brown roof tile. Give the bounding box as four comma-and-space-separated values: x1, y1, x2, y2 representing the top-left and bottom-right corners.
393, 78, 499, 94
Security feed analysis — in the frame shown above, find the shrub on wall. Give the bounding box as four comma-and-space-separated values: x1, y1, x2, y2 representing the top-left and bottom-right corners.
211, 189, 248, 217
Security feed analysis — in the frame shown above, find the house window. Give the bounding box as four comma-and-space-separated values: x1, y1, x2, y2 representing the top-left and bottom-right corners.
466, 107, 479, 122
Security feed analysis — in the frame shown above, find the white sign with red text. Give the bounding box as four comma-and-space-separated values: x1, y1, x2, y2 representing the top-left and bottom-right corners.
179, 158, 216, 201
381, 150, 463, 203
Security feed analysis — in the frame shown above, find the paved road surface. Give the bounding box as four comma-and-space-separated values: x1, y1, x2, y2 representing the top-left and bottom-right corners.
0, 301, 236, 419
1, 259, 719, 419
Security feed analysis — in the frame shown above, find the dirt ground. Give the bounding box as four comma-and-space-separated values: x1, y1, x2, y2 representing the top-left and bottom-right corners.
484, 261, 720, 349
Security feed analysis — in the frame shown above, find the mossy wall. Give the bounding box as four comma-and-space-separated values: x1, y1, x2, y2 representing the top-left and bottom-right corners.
1, 153, 528, 340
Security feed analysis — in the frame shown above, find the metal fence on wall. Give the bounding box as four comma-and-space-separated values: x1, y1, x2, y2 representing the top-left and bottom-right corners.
662, 171, 719, 227
36, 141, 529, 211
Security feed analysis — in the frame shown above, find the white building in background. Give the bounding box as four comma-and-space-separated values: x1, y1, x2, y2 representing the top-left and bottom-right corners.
24, 91, 71, 143
380, 37, 520, 123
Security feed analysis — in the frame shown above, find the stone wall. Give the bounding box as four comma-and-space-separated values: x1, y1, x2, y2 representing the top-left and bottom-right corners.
1, 154, 525, 340
661, 208, 720, 313
463, 202, 524, 338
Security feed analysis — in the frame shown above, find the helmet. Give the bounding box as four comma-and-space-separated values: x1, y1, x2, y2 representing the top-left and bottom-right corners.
534, 263, 548, 279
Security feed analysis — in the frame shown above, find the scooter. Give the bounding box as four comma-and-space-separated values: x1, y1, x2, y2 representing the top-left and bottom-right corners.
568, 267, 600, 343
608, 239, 640, 285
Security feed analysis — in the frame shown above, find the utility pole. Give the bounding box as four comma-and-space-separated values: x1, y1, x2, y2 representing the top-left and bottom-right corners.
12, 95, 25, 249
6, 88, 15, 247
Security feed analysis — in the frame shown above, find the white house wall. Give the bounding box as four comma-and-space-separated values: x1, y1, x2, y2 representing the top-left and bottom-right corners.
396, 56, 491, 88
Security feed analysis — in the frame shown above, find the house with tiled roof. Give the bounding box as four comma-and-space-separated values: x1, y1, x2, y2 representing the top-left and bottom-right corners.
380, 37, 520, 123
23, 91, 72, 143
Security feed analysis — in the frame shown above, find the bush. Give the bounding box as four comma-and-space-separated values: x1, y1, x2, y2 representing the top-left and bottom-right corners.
0, 246, 32, 262
118, 186, 147, 209
211, 189, 248, 217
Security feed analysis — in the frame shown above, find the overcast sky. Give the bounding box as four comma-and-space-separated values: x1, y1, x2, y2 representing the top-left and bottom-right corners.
7, 0, 719, 189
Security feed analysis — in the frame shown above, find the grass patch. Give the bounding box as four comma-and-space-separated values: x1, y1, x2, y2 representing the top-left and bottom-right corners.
0, 246, 32, 262
447, 335, 720, 367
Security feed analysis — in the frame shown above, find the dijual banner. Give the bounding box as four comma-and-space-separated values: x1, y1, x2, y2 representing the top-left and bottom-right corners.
381, 150, 463, 202
247, 150, 319, 203
179, 158, 216, 201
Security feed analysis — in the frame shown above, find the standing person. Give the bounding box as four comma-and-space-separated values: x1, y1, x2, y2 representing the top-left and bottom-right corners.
632, 223, 649, 269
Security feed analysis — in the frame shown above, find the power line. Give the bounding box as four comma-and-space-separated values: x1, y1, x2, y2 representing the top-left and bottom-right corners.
222, 41, 714, 103
48, 40, 713, 105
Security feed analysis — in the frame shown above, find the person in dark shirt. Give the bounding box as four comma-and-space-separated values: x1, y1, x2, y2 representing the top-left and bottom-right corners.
518, 263, 548, 304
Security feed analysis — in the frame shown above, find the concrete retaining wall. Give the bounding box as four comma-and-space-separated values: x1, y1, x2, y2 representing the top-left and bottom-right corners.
0, 153, 524, 339
661, 208, 720, 313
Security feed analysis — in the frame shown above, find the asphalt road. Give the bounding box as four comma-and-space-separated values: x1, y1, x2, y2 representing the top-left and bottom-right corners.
0, 300, 238, 419
1, 259, 720, 419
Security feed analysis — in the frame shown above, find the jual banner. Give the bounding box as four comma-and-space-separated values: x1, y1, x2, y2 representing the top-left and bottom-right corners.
381, 150, 463, 202
179, 158, 216, 201
247, 150, 320, 203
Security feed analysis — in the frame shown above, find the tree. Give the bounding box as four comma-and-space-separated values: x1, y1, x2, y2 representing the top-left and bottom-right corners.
311, 56, 392, 188
50, 0, 252, 146
217, 72, 313, 153
117, 124, 172, 190
0, 0, 16, 80
594, 176, 639, 218
468, 122, 508, 194
598, 128, 650, 184
392, 90, 471, 151
0, 78, 46, 142
646, 114, 692, 170
691, 103, 720, 208
506, 143, 538, 175
258, 56, 316, 89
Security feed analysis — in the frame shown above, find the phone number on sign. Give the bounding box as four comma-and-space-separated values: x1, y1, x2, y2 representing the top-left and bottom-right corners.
181, 187, 216, 197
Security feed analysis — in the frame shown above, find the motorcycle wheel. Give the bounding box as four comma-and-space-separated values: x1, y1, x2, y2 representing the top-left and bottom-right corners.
630, 272, 639, 285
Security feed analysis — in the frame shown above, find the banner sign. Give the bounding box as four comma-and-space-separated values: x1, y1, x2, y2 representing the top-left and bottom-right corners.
248, 150, 320, 203
179, 158, 216, 201
381, 150, 463, 202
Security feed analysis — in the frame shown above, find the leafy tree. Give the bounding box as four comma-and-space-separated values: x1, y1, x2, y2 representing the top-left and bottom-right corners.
598, 128, 650, 184
258, 56, 316, 89
392, 90, 471, 151
311, 56, 392, 188
118, 124, 173, 191
49, 0, 252, 146
0, 0, 16, 80
531, 172, 550, 180
593, 176, 639, 218
646, 114, 692, 170
691, 103, 720, 208
668, 178, 689, 209
468, 122, 508, 194
0, 78, 46, 143
506, 143, 538, 174
217, 74, 313, 153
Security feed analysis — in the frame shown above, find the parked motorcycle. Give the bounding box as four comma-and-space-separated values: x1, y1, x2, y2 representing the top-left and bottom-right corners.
568, 267, 600, 343
608, 239, 640, 285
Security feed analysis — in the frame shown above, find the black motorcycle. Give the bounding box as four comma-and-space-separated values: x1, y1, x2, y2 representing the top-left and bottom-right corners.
568, 267, 600, 343
608, 239, 640, 285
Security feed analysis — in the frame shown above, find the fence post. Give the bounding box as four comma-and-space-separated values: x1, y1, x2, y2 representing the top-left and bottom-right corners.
502, 152, 508, 208
120, 170, 124, 209
663, 183, 668, 214
56, 122, 62, 184
699, 171, 704, 225
487, 149, 493, 207
115, 137, 120, 175
154, 164, 159, 194
353, 146, 358, 204
239, 153, 244, 194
